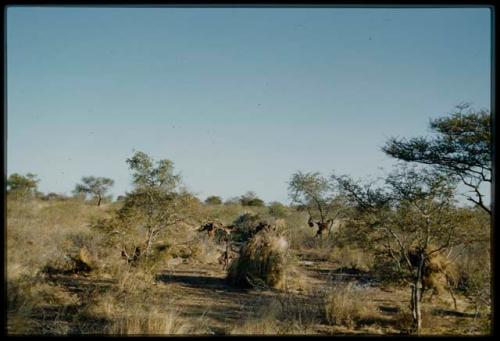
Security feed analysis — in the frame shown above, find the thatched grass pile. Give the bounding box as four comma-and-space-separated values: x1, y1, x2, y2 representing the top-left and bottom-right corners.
227, 231, 291, 290
408, 248, 458, 296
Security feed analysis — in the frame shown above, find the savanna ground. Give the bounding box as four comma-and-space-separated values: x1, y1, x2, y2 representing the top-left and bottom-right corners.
6, 196, 491, 336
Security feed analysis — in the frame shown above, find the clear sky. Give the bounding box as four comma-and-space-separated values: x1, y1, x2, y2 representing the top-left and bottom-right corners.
6, 6, 492, 204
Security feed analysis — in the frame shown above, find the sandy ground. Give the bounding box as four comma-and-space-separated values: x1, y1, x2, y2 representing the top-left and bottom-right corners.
41, 249, 482, 336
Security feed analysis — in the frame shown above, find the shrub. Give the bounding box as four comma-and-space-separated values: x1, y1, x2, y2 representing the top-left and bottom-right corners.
268, 202, 288, 218
205, 196, 222, 205
240, 191, 265, 207
7, 173, 40, 199
7, 275, 80, 335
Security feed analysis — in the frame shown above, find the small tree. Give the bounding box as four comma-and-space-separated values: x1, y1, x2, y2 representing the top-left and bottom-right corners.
205, 195, 222, 205
333, 166, 482, 334
240, 191, 265, 207
7, 173, 40, 199
288, 172, 345, 238
115, 151, 196, 258
288, 172, 330, 221
268, 201, 288, 218
383, 104, 492, 215
73, 176, 114, 206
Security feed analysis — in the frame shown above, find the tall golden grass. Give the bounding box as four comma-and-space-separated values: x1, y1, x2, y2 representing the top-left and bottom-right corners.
6, 197, 214, 335
324, 282, 368, 327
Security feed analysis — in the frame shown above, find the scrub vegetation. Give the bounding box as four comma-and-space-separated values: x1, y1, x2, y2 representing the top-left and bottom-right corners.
6, 106, 491, 335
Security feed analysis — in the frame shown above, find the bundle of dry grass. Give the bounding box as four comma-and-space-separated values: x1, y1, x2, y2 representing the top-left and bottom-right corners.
60, 246, 98, 274
227, 231, 290, 290
407, 247, 458, 296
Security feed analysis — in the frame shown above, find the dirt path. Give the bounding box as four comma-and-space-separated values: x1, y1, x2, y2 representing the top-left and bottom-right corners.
45, 252, 482, 335
154, 250, 479, 335
154, 254, 408, 335
156, 264, 274, 334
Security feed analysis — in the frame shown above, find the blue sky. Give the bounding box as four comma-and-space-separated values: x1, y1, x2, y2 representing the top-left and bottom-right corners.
6, 7, 491, 204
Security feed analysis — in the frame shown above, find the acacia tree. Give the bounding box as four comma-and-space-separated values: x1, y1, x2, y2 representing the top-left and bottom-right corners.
205, 196, 222, 205
333, 166, 481, 334
7, 173, 40, 199
288, 171, 345, 237
268, 201, 288, 218
115, 151, 196, 258
73, 176, 114, 206
240, 191, 265, 207
382, 104, 492, 215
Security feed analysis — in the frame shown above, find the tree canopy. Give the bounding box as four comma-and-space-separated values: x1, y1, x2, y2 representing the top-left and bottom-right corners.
126, 151, 181, 192
73, 176, 114, 206
116, 151, 196, 258
7, 173, 40, 198
288, 171, 336, 223
240, 191, 265, 207
332, 165, 483, 333
382, 104, 491, 214
205, 196, 223, 205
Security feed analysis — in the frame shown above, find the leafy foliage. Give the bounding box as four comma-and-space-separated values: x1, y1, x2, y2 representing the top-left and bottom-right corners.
288, 171, 346, 225
383, 104, 491, 214
205, 196, 222, 205
268, 202, 288, 218
240, 191, 265, 207
105, 151, 199, 260
7, 173, 40, 199
333, 165, 487, 333
126, 151, 181, 192
73, 176, 114, 206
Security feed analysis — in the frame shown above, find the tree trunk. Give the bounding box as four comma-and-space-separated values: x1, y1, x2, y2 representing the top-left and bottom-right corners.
145, 227, 156, 258
411, 252, 425, 334
327, 220, 335, 242
97, 195, 102, 206
449, 287, 458, 311
411, 284, 422, 334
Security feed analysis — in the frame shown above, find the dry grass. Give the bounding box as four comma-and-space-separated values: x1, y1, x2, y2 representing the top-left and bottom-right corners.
7, 198, 109, 276
6, 198, 109, 334
175, 233, 222, 266
6, 196, 491, 336
230, 294, 320, 335
5, 197, 184, 335
230, 318, 282, 335
324, 282, 369, 327
329, 247, 373, 272
284, 212, 317, 250
108, 308, 193, 335
227, 231, 292, 290
79, 265, 213, 335
7, 274, 81, 335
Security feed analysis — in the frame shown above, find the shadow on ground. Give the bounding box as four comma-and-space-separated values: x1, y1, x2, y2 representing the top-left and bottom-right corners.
378, 305, 401, 314
431, 308, 479, 318
156, 272, 249, 293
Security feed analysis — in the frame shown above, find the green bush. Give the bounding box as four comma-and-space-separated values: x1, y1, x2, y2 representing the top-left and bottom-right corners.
268, 202, 288, 218
205, 196, 222, 205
